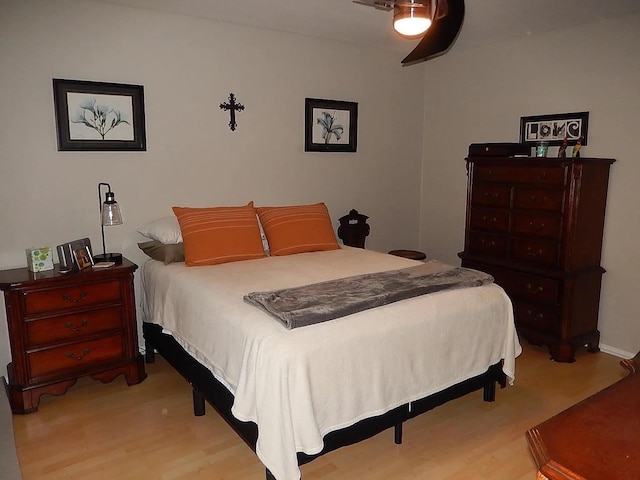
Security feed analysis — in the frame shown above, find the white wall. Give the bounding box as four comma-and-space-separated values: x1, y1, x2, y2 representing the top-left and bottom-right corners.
419, 13, 640, 357
0, 0, 425, 376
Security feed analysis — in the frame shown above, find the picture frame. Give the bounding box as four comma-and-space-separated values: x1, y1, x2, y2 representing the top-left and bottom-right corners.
519, 111, 589, 147
53, 78, 146, 151
305, 98, 358, 152
72, 245, 94, 270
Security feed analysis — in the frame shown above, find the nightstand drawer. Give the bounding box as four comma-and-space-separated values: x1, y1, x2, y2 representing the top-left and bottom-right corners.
23, 280, 122, 315
25, 306, 123, 347
28, 335, 125, 379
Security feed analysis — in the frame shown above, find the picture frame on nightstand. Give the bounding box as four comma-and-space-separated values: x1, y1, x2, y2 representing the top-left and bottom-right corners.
72, 245, 94, 270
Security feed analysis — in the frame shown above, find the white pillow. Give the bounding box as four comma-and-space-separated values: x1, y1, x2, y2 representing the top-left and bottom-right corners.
138, 216, 183, 244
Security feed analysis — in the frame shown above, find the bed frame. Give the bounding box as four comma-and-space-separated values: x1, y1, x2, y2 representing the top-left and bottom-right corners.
143, 322, 507, 479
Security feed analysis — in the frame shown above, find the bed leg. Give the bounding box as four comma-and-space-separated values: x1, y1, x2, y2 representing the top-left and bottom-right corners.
483, 380, 496, 402
192, 387, 206, 416
144, 341, 155, 363
265, 468, 276, 480
394, 422, 403, 444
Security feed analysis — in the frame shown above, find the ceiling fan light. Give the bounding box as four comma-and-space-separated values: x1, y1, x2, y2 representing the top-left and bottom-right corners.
393, 4, 432, 38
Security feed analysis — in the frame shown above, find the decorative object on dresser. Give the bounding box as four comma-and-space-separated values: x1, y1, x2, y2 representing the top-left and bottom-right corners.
0, 257, 146, 413
459, 156, 615, 362
337, 209, 370, 248
95, 182, 123, 264
52, 78, 146, 151
25, 247, 54, 273
56, 238, 93, 273
519, 111, 589, 147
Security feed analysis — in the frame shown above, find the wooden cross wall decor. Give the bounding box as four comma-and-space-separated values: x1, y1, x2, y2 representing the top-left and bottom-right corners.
219, 93, 245, 131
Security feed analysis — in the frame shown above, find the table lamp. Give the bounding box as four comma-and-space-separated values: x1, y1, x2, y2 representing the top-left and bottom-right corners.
95, 182, 123, 263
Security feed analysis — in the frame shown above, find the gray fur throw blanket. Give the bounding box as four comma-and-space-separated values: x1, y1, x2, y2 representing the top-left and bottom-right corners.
244, 261, 494, 329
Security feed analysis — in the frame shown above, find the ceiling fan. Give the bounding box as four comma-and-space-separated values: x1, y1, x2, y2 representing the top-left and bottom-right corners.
353, 0, 465, 65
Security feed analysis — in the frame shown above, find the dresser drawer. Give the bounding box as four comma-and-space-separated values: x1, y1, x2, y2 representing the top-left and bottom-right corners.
28, 335, 125, 379
490, 268, 560, 304
513, 188, 564, 211
23, 280, 122, 315
518, 167, 565, 185
470, 207, 509, 232
25, 306, 123, 347
468, 232, 508, 257
514, 301, 559, 334
512, 213, 562, 239
471, 184, 511, 207
511, 238, 559, 267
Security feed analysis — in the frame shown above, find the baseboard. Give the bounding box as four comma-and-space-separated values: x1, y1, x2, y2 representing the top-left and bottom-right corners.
599, 343, 636, 360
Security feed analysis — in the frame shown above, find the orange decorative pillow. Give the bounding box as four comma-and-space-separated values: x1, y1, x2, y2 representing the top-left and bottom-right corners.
256, 203, 340, 256
172, 203, 266, 266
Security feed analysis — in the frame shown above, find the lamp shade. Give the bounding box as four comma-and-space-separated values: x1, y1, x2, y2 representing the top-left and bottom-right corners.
394, 1, 433, 37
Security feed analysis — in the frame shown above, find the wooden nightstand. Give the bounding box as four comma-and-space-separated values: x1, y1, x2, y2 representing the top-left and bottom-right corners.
0, 257, 146, 413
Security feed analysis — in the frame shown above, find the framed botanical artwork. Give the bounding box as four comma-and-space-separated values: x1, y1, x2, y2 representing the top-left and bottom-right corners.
305, 98, 358, 152
53, 78, 146, 151
519, 111, 589, 147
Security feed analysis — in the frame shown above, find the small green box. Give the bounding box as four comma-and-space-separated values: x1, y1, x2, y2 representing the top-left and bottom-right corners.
26, 247, 54, 272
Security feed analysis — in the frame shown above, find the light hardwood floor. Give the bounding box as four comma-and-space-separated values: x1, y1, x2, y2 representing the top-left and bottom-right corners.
13, 341, 628, 480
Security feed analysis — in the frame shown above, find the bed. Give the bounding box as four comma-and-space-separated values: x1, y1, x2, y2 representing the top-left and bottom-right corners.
140, 244, 521, 480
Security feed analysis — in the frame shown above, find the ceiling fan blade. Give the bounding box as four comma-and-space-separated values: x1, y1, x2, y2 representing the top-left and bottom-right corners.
401, 0, 465, 65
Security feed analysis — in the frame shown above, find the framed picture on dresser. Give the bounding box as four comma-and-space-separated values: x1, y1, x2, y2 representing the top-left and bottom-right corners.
519, 111, 589, 146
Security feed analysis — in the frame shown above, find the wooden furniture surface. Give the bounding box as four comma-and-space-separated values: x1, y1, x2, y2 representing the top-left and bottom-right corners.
388, 249, 427, 261
0, 258, 146, 413
527, 352, 639, 480
459, 157, 615, 362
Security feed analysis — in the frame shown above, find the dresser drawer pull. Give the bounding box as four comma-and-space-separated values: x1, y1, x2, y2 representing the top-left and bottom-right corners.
526, 283, 544, 295
62, 291, 88, 303
529, 221, 545, 231
66, 348, 91, 361
526, 310, 544, 321
529, 195, 548, 204
482, 215, 498, 223
65, 318, 89, 332
483, 192, 500, 200
526, 247, 544, 257
480, 239, 497, 247
537, 171, 548, 180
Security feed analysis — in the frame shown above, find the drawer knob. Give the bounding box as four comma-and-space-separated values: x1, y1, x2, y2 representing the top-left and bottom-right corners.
483, 216, 498, 224
529, 221, 545, 231
526, 247, 543, 257
62, 291, 88, 303
484, 192, 500, 200
529, 195, 548, 204
65, 318, 89, 332
526, 283, 544, 295
537, 171, 548, 180
67, 348, 90, 361
526, 310, 544, 320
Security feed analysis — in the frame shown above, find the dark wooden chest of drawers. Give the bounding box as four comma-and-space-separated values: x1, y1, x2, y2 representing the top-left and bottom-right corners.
0, 258, 146, 413
459, 157, 615, 362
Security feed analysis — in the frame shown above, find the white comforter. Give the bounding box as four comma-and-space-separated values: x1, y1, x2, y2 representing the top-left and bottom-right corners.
141, 247, 521, 480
